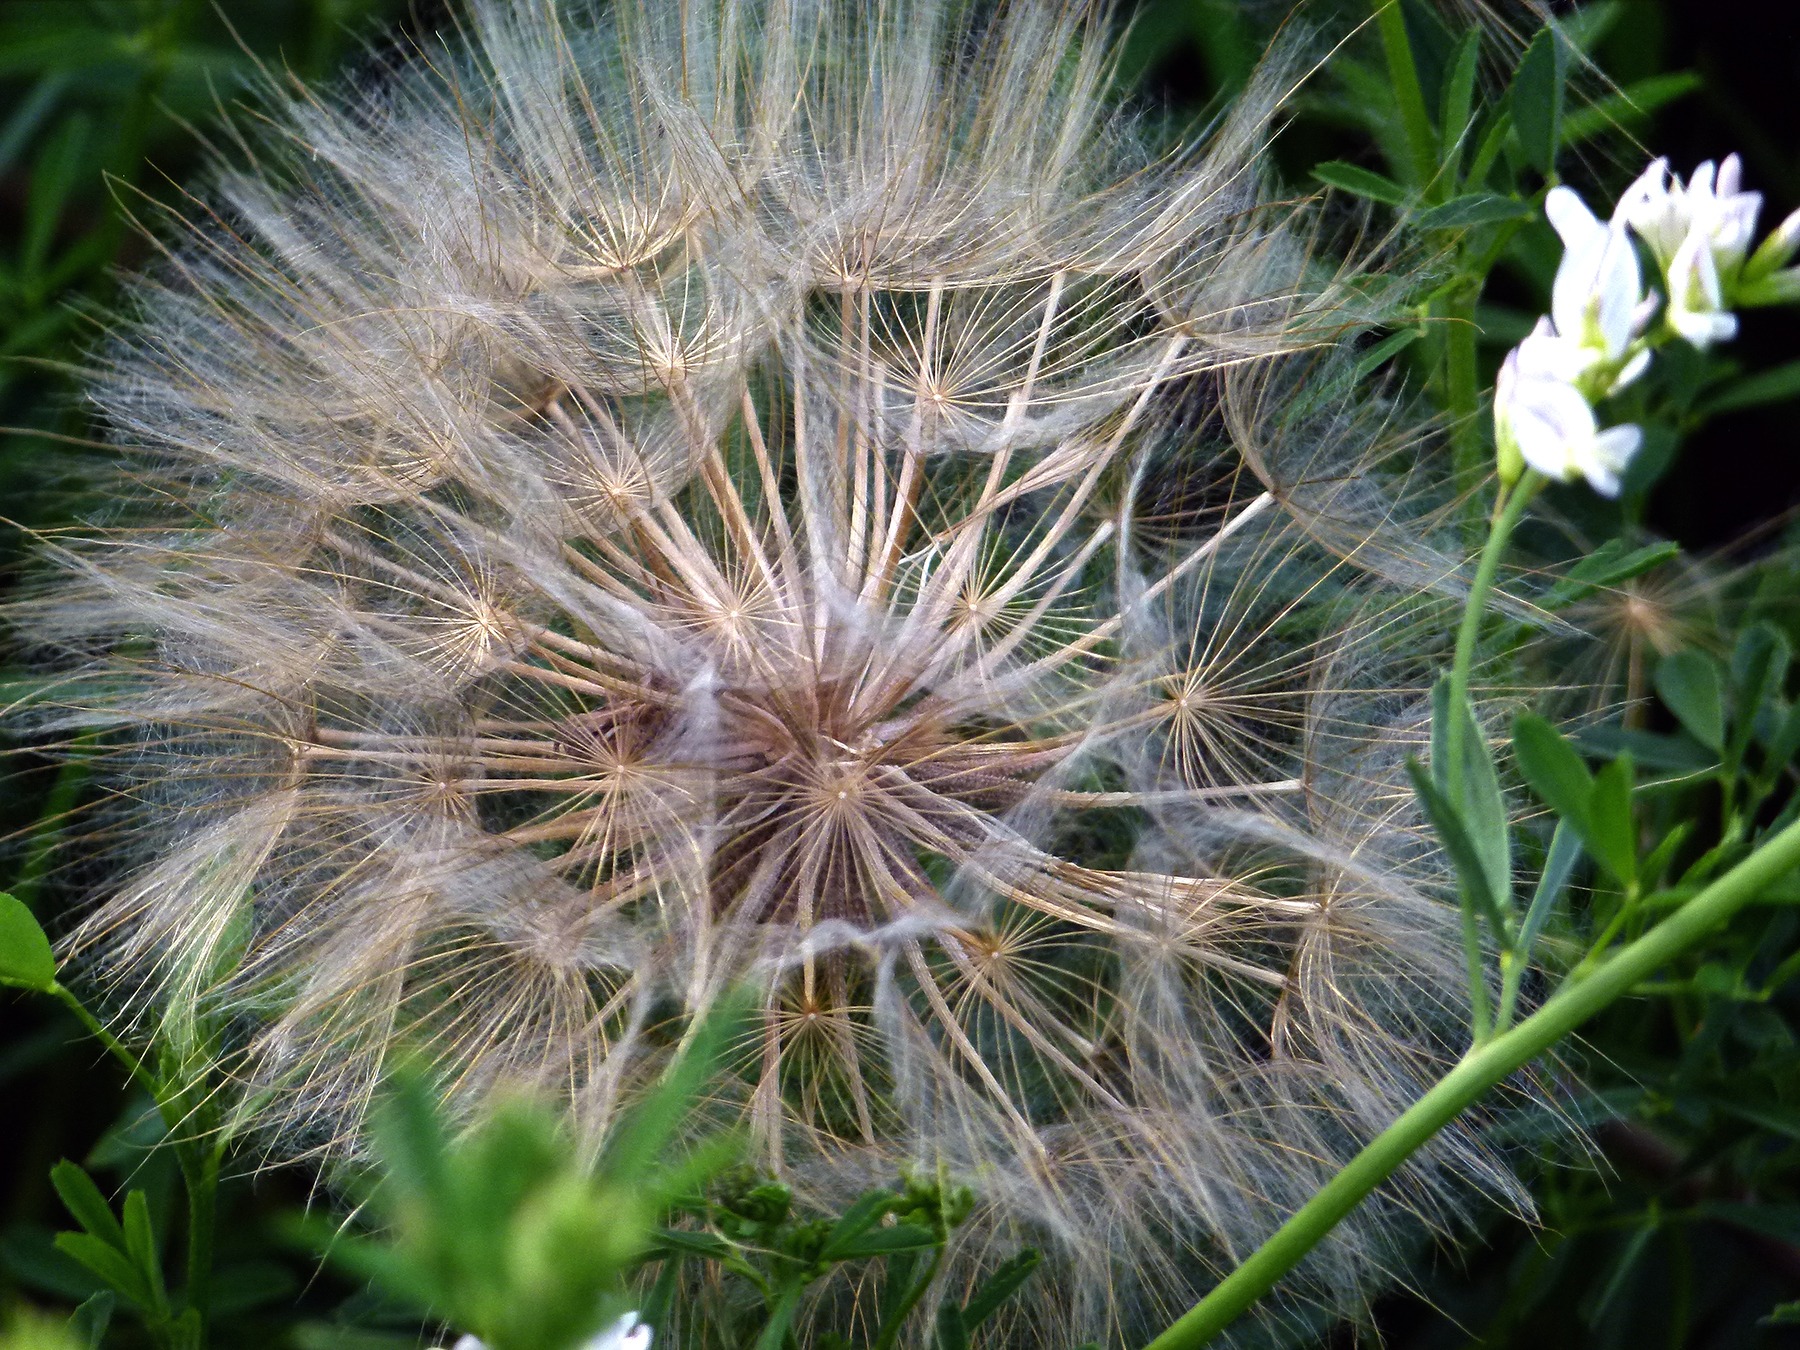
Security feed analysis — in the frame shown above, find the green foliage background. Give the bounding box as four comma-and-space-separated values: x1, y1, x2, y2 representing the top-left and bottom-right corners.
2, 1, 1799, 1347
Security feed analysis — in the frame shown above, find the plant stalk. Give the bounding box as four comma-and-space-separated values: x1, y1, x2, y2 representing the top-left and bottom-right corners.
1141, 810, 1800, 1349
1444, 471, 1539, 787
182, 1142, 221, 1332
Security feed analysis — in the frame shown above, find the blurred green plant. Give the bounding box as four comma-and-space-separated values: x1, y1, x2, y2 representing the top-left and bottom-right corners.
291, 1009, 741, 1350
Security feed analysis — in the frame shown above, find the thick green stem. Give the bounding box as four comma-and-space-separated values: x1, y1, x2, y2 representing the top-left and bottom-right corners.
1143, 811, 1800, 1349
182, 1143, 221, 1333
1371, 0, 1438, 188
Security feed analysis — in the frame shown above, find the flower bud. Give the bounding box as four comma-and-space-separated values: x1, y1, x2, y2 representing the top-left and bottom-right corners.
1743, 204, 1800, 284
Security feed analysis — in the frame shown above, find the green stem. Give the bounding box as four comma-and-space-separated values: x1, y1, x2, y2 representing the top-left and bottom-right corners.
1142, 811, 1800, 1349
1444, 472, 1539, 787
1573, 879, 1644, 978
50, 982, 162, 1105
1371, 0, 1438, 188
182, 1143, 221, 1333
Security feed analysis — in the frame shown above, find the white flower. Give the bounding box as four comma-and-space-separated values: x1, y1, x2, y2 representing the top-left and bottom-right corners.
1666, 228, 1739, 348
448, 1313, 651, 1350
1623, 155, 1763, 274
1495, 343, 1642, 498
1544, 185, 1656, 384
1513, 313, 1650, 396
587, 1313, 652, 1350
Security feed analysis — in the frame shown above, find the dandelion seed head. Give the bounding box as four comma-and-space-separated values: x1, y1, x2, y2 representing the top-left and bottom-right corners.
14, 0, 1534, 1343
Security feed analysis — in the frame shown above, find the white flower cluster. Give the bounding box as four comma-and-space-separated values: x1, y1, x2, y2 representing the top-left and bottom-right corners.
449, 1312, 651, 1350
1496, 155, 1800, 497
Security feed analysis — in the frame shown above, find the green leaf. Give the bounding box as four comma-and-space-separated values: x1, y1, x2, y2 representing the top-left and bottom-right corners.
1655, 650, 1726, 753
1463, 108, 1513, 189
1558, 1, 1624, 52
1587, 756, 1637, 887
1765, 1300, 1800, 1327
1517, 819, 1580, 962
1407, 758, 1510, 941
958, 1249, 1041, 1330
602, 988, 745, 1179
365, 1072, 453, 1222
1738, 268, 1800, 308
49, 1163, 125, 1252
752, 1285, 804, 1350
1312, 160, 1409, 207
0, 73, 67, 176
1510, 27, 1563, 176
1351, 327, 1421, 381
1415, 193, 1532, 231
1762, 702, 1800, 791
1562, 72, 1702, 147
167, 1308, 202, 1350
1438, 27, 1481, 180
1289, 328, 1421, 418
934, 1301, 969, 1350
1584, 1220, 1657, 1324
1641, 821, 1695, 891
650, 1227, 737, 1261
68, 1291, 115, 1350
826, 1223, 940, 1259
1515, 716, 1635, 884
1542, 539, 1682, 610
1700, 358, 1800, 416
821, 1188, 900, 1259
1692, 1203, 1800, 1246
209, 1261, 299, 1318
0, 891, 56, 991
1428, 678, 1510, 920
0, 1224, 108, 1301
53, 1234, 150, 1310
23, 112, 90, 283
1574, 724, 1713, 773
641, 1247, 687, 1333
1729, 623, 1791, 767
120, 1190, 166, 1310
1511, 713, 1594, 828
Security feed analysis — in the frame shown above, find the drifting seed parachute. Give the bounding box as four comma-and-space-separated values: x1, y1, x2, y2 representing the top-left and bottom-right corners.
15, 0, 1528, 1342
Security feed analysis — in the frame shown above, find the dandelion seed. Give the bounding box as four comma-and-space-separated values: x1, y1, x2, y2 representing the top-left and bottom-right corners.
15, 1, 1518, 1341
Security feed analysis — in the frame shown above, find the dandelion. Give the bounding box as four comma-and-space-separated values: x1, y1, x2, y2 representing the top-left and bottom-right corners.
15, 1, 1514, 1341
